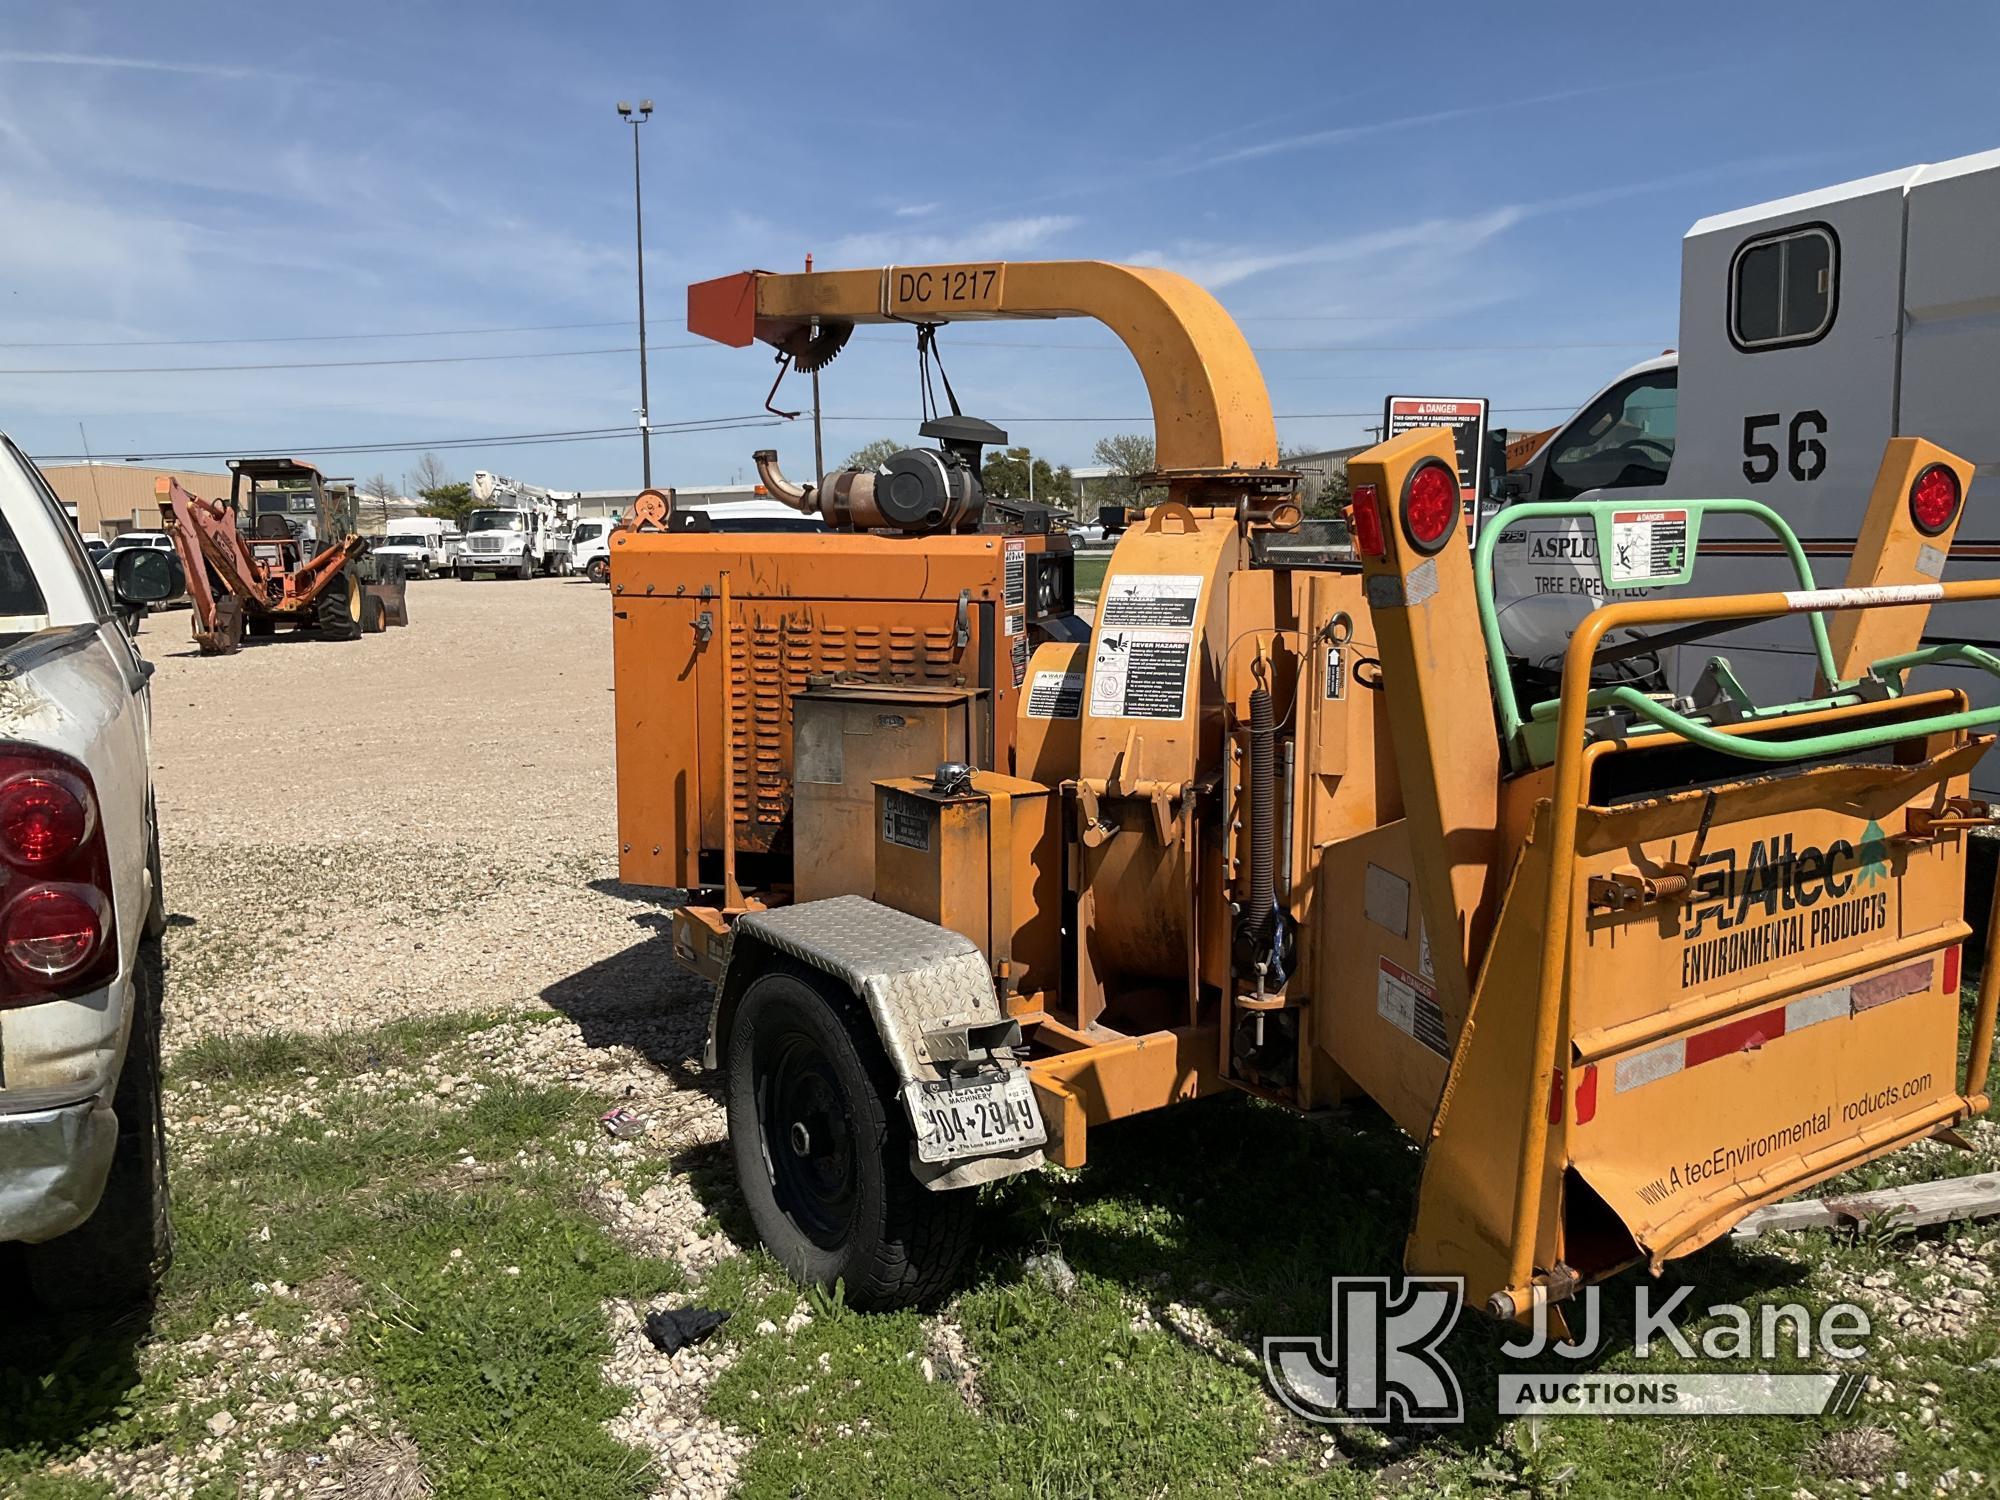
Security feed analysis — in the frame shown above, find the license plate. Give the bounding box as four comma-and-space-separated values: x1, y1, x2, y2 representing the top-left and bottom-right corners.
914, 1069, 1044, 1163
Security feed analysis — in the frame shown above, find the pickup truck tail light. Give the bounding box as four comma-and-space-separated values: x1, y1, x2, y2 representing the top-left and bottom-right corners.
0, 750, 119, 1008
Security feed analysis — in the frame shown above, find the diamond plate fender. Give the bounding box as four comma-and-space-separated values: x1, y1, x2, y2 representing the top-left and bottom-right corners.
708, 895, 1045, 1187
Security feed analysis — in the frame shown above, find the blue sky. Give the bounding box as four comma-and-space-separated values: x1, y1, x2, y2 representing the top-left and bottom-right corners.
3, 1, 1997, 494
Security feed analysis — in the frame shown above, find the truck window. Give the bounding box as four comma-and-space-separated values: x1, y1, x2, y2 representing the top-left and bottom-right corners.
1730, 224, 1837, 350
1541, 369, 1678, 500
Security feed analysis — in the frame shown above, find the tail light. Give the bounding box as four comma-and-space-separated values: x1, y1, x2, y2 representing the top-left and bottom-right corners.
1909, 463, 1961, 536
1401, 460, 1460, 554
0, 749, 119, 1009
1349, 484, 1386, 559
0, 768, 94, 868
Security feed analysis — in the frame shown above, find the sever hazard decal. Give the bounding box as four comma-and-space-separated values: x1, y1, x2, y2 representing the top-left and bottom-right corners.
1376, 958, 1448, 1058
1678, 824, 1893, 989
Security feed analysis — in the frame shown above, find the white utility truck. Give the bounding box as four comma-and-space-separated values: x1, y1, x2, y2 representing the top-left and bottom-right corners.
371, 517, 459, 578
1496, 146, 2000, 792
0, 432, 179, 1309
457, 472, 575, 580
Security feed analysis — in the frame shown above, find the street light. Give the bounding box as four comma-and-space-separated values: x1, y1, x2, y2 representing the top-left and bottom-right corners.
616, 98, 655, 488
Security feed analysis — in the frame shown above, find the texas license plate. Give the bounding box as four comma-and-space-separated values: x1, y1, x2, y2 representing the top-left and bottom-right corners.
914, 1069, 1045, 1163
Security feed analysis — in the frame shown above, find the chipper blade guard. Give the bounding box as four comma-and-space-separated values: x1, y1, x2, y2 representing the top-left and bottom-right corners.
1359, 429, 2000, 1320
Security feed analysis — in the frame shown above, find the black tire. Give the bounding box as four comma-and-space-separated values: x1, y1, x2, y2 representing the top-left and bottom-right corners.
246, 616, 278, 638
315, 573, 362, 640
143, 795, 167, 940
586, 557, 610, 585
517, 552, 534, 581
726, 967, 974, 1310
361, 592, 387, 634
24, 939, 172, 1310
457, 567, 473, 582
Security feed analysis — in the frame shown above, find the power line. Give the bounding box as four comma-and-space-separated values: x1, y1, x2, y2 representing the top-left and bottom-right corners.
0, 320, 639, 351
30, 414, 782, 464
31, 402, 1581, 465
0, 344, 728, 376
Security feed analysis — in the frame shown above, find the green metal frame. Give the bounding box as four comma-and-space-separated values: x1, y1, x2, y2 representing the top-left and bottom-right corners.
1475, 499, 1845, 767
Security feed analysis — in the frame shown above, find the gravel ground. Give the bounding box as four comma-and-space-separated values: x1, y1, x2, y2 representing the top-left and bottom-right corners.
132, 576, 747, 1497
139, 576, 707, 1055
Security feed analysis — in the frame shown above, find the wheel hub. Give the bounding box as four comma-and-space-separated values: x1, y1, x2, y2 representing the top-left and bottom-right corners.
762, 1033, 857, 1249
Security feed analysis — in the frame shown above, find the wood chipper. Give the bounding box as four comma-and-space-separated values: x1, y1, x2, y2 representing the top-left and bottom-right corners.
612, 258, 2000, 1319
158, 457, 399, 655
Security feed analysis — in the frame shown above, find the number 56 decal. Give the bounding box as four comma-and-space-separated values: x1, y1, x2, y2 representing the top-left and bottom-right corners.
1743, 410, 1828, 483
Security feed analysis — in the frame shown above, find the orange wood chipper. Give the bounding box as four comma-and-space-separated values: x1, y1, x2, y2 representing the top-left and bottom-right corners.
611, 259, 2000, 1317
158, 457, 400, 655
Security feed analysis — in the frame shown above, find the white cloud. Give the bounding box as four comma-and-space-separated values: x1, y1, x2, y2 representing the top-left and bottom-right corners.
826, 214, 1081, 266
0, 49, 279, 80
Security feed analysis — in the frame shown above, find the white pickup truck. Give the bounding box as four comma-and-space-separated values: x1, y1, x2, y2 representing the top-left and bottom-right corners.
0, 434, 179, 1309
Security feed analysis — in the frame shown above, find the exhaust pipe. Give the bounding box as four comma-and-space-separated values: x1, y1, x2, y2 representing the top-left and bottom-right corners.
752, 449, 882, 531
752, 450, 820, 516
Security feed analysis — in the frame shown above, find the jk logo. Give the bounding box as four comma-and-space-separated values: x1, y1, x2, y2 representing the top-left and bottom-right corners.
1264, 1277, 1465, 1424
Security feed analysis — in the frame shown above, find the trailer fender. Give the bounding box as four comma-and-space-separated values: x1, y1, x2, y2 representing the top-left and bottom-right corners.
709, 895, 1045, 1188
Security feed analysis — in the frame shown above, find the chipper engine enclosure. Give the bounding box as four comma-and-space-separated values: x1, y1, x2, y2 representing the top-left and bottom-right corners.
617, 257, 2000, 1319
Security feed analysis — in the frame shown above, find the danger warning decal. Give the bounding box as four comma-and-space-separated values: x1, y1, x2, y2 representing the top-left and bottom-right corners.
1607, 508, 1690, 586
1090, 629, 1192, 720
1098, 574, 1203, 629
1004, 539, 1027, 608
1377, 958, 1449, 1058
1025, 668, 1084, 719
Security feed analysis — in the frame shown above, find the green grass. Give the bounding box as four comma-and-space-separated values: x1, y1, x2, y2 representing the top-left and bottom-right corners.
1073, 554, 1109, 599
2, 1012, 685, 1499
9, 1005, 2000, 1497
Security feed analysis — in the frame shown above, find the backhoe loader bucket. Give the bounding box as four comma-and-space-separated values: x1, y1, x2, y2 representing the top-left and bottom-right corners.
1350, 429, 2000, 1320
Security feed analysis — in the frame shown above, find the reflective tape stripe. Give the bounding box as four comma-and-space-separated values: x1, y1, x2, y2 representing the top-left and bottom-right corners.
1610, 960, 1934, 1095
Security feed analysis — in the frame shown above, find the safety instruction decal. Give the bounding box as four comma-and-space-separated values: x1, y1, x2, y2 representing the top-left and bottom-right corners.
1011, 631, 1029, 687
1378, 958, 1449, 1058
1004, 540, 1027, 608
1098, 574, 1203, 629
1089, 629, 1192, 719
1607, 509, 1690, 586
1025, 668, 1084, 719
881, 791, 931, 851
1323, 644, 1347, 701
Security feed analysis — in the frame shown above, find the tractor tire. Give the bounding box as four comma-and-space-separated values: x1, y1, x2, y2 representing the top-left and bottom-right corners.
726, 966, 974, 1310
586, 557, 610, 585
24, 938, 172, 1311
361, 593, 388, 634
315, 573, 363, 640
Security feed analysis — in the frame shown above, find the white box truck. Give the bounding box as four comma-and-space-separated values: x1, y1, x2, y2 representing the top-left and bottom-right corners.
1495, 146, 2000, 790
370, 517, 459, 578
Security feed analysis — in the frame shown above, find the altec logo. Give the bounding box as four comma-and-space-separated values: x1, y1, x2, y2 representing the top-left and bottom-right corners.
1679, 824, 1894, 988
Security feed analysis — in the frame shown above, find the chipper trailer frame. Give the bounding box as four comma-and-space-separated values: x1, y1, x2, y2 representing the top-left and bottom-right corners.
157, 457, 386, 655
613, 258, 2000, 1318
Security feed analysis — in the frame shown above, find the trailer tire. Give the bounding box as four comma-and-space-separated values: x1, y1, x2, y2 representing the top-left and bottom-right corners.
316, 573, 363, 640
727, 966, 973, 1310
24, 938, 172, 1310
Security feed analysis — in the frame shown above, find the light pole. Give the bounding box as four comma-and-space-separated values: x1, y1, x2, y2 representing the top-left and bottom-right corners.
616, 99, 654, 488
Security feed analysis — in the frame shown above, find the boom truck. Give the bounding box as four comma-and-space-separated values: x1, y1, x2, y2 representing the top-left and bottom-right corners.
457, 471, 575, 579
611, 259, 2000, 1322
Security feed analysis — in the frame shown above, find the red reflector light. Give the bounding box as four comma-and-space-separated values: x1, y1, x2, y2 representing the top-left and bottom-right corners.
1349, 484, 1386, 559
1909, 463, 1961, 536
0, 771, 92, 868
1943, 944, 1962, 996
1401, 460, 1460, 554
1, 885, 104, 984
